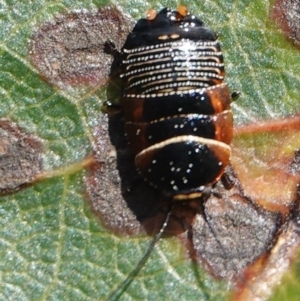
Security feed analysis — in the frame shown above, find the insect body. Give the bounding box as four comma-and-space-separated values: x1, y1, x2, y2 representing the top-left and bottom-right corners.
118, 7, 233, 200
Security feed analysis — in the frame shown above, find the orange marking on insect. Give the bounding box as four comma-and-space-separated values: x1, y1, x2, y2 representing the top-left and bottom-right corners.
146, 9, 157, 20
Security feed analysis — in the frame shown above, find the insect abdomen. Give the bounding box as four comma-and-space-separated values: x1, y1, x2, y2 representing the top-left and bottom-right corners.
119, 8, 233, 199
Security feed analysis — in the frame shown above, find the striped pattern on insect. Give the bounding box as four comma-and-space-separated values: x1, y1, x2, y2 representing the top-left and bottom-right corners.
115, 6, 234, 200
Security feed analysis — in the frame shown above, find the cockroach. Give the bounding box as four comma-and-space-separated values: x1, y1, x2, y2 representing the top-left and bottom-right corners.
107, 6, 243, 299
117, 6, 234, 201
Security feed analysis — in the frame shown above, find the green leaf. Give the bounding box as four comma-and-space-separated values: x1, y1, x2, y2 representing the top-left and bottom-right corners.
1, 0, 300, 301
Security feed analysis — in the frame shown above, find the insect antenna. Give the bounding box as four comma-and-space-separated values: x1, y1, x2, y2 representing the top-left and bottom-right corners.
106, 203, 174, 301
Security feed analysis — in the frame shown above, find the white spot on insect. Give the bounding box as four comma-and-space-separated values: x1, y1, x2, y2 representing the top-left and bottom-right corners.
178, 107, 183, 112
188, 163, 193, 168
170, 34, 180, 39
171, 167, 175, 171
186, 169, 191, 173
148, 135, 152, 139
148, 168, 152, 172
176, 168, 181, 172
218, 162, 223, 166
188, 151, 192, 155
182, 178, 188, 184
158, 35, 168, 40
174, 124, 178, 129
152, 159, 157, 164
170, 180, 175, 185
173, 185, 179, 191
169, 161, 174, 165
136, 129, 141, 135
193, 127, 198, 131
180, 124, 184, 128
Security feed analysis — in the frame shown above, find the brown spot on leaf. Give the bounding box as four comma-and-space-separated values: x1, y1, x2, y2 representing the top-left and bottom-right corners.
232, 198, 300, 301
29, 6, 134, 89
0, 119, 43, 194
85, 114, 143, 235
192, 177, 282, 279
272, 0, 300, 47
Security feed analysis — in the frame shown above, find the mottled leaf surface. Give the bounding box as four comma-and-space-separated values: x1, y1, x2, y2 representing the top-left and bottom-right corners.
1, 0, 300, 301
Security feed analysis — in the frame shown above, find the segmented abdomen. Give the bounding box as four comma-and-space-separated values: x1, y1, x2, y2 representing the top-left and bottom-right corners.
119, 9, 233, 199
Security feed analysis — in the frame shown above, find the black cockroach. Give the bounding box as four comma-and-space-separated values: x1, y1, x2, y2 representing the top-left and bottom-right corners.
116, 6, 234, 201
107, 5, 237, 299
